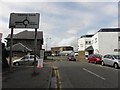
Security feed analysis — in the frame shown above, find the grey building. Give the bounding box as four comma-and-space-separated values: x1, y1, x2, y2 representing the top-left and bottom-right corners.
5, 30, 43, 57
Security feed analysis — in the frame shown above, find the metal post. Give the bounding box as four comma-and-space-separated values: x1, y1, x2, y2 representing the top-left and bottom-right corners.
9, 28, 14, 72
46, 38, 48, 51
32, 28, 38, 76
34, 28, 37, 67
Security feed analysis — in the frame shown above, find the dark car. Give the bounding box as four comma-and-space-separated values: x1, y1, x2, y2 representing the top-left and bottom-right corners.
68, 55, 76, 61
88, 54, 102, 64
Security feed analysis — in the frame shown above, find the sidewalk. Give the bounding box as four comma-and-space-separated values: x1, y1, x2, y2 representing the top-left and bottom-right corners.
2, 60, 53, 89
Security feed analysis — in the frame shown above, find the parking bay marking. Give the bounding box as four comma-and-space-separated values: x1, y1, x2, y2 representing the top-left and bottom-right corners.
83, 68, 106, 80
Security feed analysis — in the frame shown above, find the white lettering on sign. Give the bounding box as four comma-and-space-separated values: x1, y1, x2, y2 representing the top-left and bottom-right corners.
9, 13, 40, 29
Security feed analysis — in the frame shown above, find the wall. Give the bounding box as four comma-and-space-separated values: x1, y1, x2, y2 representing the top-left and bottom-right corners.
78, 51, 85, 59
78, 38, 85, 51
99, 32, 119, 55
92, 32, 119, 55
91, 33, 99, 54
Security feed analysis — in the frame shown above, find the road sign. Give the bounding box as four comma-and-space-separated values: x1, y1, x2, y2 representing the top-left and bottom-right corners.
9, 13, 40, 29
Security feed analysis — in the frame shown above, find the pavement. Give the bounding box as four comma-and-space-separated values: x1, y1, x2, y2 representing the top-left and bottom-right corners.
2, 60, 53, 89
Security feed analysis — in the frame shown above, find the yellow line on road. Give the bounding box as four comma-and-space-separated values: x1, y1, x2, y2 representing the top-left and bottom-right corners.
57, 69, 62, 89
52, 65, 62, 89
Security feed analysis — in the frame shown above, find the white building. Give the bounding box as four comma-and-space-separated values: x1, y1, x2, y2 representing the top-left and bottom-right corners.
91, 28, 120, 56
78, 28, 120, 59
78, 35, 94, 59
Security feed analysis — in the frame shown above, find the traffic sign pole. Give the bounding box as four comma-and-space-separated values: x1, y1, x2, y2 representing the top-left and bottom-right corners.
32, 28, 39, 75
9, 13, 40, 75
9, 28, 14, 72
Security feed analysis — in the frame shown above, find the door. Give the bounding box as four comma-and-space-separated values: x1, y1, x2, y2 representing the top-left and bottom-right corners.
103, 55, 109, 65
107, 55, 115, 66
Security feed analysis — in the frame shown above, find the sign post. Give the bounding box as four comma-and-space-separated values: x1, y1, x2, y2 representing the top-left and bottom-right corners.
9, 13, 40, 74
9, 28, 14, 72
0, 33, 2, 41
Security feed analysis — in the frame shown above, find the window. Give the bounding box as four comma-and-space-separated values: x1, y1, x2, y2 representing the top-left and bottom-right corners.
118, 36, 120, 41
91, 40, 93, 44
114, 49, 120, 52
108, 55, 113, 59
85, 41, 91, 45
85, 41, 88, 44
89, 41, 91, 44
95, 38, 97, 43
114, 49, 118, 52
104, 55, 109, 58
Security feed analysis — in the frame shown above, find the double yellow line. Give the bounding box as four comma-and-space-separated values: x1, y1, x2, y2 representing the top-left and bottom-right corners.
53, 66, 62, 89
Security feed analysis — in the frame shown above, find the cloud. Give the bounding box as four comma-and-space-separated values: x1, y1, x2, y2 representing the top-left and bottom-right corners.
57, 37, 76, 46
1, 0, 120, 2
0, 1, 118, 51
86, 29, 97, 35
100, 3, 118, 16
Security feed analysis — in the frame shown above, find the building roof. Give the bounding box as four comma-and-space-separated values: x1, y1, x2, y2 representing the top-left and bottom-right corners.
98, 28, 120, 32
5, 30, 43, 40
80, 34, 94, 38
6, 43, 32, 52
51, 46, 73, 48
85, 46, 93, 51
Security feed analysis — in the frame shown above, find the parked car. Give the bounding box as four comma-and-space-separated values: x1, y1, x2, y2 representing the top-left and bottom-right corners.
13, 55, 40, 66
101, 54, 120, 69
88, 54, 102, 63
68, 55, 76, 61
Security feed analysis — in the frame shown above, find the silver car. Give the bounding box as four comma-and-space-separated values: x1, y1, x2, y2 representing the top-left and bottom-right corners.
13, 55, 39, 66
101, 54, 120, 69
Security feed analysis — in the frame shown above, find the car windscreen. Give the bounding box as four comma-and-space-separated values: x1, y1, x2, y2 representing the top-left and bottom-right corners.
94, 54, 102, 58
113, 55, 120, 59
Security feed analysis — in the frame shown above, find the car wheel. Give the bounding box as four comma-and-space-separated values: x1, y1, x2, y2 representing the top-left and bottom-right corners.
114, 63, 118, 69
101, 61, 105, 66
15, 62, 20, 66
88, 60, 90, 63
94, 61, 97, 64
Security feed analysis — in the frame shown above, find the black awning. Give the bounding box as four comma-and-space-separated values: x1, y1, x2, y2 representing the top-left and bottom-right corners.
85, 46, 93, 51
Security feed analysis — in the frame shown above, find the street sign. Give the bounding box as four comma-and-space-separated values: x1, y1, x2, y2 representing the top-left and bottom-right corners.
9, 13, 40, 29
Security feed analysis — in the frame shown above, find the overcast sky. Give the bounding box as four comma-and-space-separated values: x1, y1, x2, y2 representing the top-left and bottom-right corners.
0, 0, 119, 51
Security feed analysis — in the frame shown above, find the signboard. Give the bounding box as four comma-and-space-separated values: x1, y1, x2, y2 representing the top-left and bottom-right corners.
40, 50, 45, 59
9, 13, 40, 29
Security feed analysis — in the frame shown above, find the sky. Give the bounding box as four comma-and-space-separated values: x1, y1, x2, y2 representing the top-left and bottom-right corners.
0, 0, 119, 51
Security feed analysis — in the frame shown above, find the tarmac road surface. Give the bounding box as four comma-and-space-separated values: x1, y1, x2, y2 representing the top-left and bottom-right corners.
54, 60, 120, 88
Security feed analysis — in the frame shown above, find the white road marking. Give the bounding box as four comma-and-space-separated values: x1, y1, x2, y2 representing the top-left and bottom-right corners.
83, 68, 106, 80
88, 63, 119, 71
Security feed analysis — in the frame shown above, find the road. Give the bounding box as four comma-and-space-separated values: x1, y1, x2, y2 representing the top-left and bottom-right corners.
53, 60, 119, 88
0, 61, 2, 89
